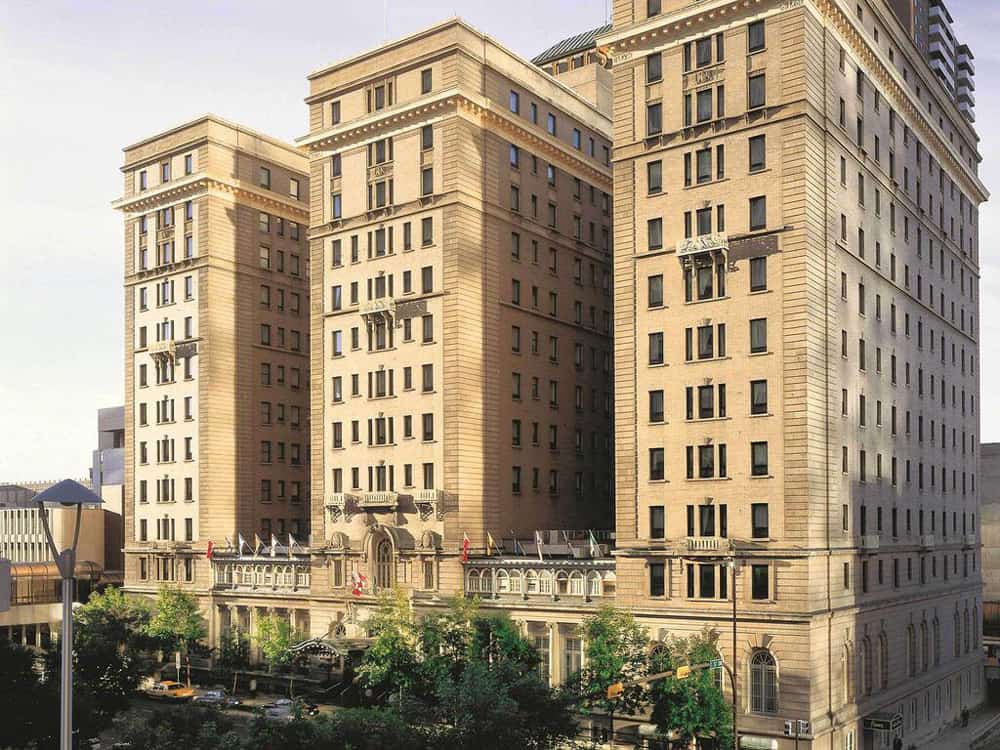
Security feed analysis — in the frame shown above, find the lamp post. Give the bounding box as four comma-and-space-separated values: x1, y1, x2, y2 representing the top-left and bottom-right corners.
35, 479, 104, 750
727, 541, 740, 750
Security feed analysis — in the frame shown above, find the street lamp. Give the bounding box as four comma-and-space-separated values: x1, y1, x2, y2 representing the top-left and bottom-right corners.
35, 478, 104, 750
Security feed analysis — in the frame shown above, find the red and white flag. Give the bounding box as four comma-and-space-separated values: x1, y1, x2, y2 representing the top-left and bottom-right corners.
205, 540, 214, 560
461, 533, 471, 563
351, 570, 367, 597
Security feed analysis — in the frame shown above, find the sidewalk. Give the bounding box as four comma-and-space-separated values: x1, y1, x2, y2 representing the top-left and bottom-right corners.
914, 706, 1000, 750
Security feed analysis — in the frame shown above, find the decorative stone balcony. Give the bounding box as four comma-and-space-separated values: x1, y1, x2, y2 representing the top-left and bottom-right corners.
148, 340, 176, 362
415, 488, 444, 521
360, 298, 396, 321
358, 491, 398, 511
686, 536, 725, 553
676, 232, 728, 259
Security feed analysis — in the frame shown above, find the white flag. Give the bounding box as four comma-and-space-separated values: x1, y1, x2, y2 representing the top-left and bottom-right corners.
270, 535, 280, 558
534, 530, 545, 561
237, 533, 249, 557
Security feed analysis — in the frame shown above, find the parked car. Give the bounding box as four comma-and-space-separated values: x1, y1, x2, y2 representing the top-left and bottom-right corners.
192, 687, 242, 709
144, 680, 195, 702
259, 698, 320, 722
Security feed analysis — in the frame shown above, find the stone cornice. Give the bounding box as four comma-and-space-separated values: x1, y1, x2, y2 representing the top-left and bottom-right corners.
112, 174, 309, 220
598, 0, 987, 203
298, 89, 612, 189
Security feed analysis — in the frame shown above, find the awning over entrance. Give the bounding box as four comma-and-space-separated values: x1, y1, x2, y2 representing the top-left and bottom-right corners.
287, 636, 372, 658
864, 711, 903, 733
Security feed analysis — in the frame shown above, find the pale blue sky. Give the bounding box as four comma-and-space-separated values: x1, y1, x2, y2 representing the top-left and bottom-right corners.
0, 0, 996, 479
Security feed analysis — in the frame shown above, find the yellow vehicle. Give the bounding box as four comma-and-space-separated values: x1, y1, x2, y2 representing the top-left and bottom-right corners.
144, 680, 195, 702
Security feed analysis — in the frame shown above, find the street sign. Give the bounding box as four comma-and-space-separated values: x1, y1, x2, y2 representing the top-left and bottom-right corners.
676, 665, 691, 680
707, 658, 723, 669
0, 559, 9, 613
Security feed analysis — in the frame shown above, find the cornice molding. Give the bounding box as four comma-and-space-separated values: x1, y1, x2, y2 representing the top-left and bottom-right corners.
113, 175, 309, 220
300, 88, 611, 189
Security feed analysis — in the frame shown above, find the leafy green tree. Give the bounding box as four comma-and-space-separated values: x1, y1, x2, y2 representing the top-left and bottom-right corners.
144, 588, 207, 684
0, 637, 54, 748
358, 589, 425, 698
575, 604, 651, 715
648, 628, 733, 749
216, 628, 251, 692
114, 705, 243, 750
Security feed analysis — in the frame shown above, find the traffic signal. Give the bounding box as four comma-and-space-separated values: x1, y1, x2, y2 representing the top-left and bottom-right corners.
675, 665, 691, 680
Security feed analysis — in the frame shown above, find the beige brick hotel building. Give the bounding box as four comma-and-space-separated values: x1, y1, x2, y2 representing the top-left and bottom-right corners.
601, 0, 985, 746
114, 117, 311, 607
113, 2, 988, 748
298, 18, 614, 627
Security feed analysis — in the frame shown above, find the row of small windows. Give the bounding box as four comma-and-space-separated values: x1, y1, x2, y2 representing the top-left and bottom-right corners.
507, 90, 610, 166
331, 411, 436, 448
329, 463, 435, 493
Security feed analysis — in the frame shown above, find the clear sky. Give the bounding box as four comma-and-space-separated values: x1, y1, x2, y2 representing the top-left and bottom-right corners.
0, 0, 995, 480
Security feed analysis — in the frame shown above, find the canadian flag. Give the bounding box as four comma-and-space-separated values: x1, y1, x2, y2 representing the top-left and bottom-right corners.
461, 533, 471, 563
351, 570, 367, 597
205, 540, 214, 560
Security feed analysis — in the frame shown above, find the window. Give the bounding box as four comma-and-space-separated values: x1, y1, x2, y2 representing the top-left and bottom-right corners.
647, 160, 662, 193
421, 67, 432, 93
749, 134, 766, 172
332, 193, 342, 219
748, 73, 766, 109
258, 166, 271, 189
648, 218, 663, 250
509, 90, 520, 113
648, 332, 664, 365
547, 113, 556, 135
289, 178, 300, 200
750, 318, 768, 353
749, 196, 766, 230
422, 125, 434, 150
751, 441, 769, 476
421, 168, 433, 196
649, 448, 665, 481
750, 379, 768, 415
647, 102, 662, 136
650, 506, 665, 539
748, 20, 765, 52
648, 274, 663, 307
649, 390, 664, 422
751, 564, 770, 600
331, 100, 341, 124
650, 562, 665, 596
749, 650, 778, 714
647, 52, 662, 83
751, 503, 769, 538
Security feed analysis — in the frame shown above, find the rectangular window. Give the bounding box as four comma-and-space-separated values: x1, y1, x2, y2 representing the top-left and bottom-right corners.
421, 67, 432, 93
650, 506, 665, 539
647, 52, 662, 82
751, 564, 769, 599
751, 441, 769, 476
748, 20, 765, 52
748, 73, 766, 109
749, 195, 767, 230
751, 503, 769, 538
750, 256, 767, 291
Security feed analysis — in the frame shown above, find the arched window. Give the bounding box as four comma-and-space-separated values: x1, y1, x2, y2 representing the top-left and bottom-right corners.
749, 649, 778, 714
496, 569, 510, 593
879, 632, 889, 690
587, 572, 602, 598
843, 644, 854, 703
569, 571, 584, 595
861, 638, 872, 696
480, 570, 493, 593
920, 621, 929, 672
555, 571, 569, 594
539, 570, 553, 594
509, 570, 523, 594
375, 537, 393, 590
907, 625, 917, 677
962, 607, 971, 653
933, 618, 941, 666
525, 570, 539, 594
467, 569, 480, 593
